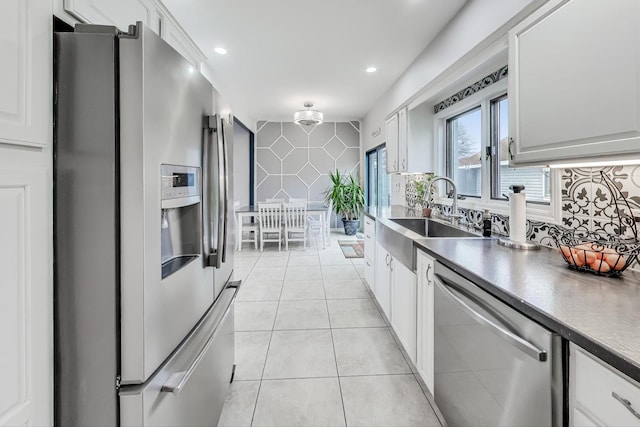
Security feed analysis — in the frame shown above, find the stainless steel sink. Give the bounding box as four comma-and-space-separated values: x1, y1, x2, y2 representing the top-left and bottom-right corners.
377, 217, 481, 271
389, 218, 478, 238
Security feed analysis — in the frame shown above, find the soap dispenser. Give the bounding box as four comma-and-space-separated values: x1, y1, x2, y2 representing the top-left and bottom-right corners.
482, 209, 492, 237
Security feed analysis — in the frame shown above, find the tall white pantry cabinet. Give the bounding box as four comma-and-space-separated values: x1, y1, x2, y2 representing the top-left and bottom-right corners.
0, 0, 54, 426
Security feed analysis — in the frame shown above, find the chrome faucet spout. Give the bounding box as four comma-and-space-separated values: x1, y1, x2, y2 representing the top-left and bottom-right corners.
427, 177, 463, 225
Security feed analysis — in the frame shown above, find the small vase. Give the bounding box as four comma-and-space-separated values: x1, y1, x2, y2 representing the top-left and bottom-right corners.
422, 208, 432, 218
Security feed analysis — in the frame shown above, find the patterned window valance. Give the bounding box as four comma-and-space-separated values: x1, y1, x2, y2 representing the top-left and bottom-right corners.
433, 65, 508, 114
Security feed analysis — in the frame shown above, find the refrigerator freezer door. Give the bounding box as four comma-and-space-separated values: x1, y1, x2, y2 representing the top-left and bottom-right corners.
120, 285, 237, 427
118, 23, 215, 383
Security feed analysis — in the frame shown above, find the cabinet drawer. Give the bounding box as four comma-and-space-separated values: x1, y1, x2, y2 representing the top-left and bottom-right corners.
364, 257, 375, 289
575, 347, 640, 426
364, 217, 375, 261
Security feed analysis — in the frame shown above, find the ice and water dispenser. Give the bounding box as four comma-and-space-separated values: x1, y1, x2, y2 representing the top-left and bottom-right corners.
160, 164, 202, 279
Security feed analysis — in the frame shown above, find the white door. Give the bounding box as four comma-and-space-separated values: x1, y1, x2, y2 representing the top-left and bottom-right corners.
390, 260, 417, 363
416, 250, 435, 394
375, 243, 392, 319
0, 0, 53, 425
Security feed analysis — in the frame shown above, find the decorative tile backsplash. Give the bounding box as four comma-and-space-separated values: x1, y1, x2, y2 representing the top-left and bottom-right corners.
404, 165, 640, 248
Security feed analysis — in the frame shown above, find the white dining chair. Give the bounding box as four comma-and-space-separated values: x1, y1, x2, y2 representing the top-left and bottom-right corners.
283, 202, 307, 251
258, 202, 282, 251
234, 201, 258, 251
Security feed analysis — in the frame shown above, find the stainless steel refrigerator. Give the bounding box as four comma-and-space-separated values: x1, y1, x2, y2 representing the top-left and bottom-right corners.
54, 22, 237, 426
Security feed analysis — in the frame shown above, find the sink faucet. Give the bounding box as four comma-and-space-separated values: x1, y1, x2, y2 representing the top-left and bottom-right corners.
427, 177, 464, 225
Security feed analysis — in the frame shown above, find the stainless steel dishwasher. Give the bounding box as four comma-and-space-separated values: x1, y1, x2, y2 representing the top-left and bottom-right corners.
433, 262, 562, 426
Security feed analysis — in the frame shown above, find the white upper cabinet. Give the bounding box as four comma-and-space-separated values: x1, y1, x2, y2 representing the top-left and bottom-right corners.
64, 0, 162, 34
160, 14, 206, 68
385, 114, 399, 173
386, 104, 433, 173
0, 0, 51, 148
63, 0, 206, 67
509, 0, 640, 165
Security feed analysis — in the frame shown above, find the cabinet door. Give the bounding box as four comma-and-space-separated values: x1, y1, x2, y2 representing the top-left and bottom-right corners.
0, 166, 51, 427
509, 0, 640, 165
160, 15, 206, 67
416, 250, 435, 394
397, 107, 408, 172
64, 0, 161, 34
0, 0, 50, 148
385, 115, 399, 173
375, 243, 391, 319
390, 259, 417, 364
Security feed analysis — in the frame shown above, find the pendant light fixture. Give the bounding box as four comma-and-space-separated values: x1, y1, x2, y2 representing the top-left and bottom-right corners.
293, 102, 323, 126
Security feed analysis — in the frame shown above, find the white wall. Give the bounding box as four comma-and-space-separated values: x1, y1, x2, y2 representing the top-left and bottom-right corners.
361, 0, 545, 153
233, 124, 251, 206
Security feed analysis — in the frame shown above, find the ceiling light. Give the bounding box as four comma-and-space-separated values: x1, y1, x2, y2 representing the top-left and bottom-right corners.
293, 102, 323, 126
366, 67, 377, 73
214, 47, 227, 55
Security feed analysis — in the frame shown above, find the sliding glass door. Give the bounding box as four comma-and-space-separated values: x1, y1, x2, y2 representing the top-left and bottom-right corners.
366, 145, 390, 210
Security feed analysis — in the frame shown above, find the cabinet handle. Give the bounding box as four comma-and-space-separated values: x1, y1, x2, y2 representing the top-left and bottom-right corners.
402, 159, 406, 169
366, 234, 371, 239
612, 392, 640, 420
394, 160, 397, 169
389, 257, 394, 271
426, 264, 432, 285
366, 261, 371, 267
385, 254, 390, 266
508, 137, 514, 160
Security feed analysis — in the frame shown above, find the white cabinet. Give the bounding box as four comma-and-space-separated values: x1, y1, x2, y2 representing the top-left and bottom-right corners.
375, 242, 392, 319
385, 114, 400, 173
62, 0, 206, 67
416, 249, 435, 394
509, 0, 640, 166
363, 216, 376, 290
160, 13, 206, 67
0, 0, 51, 148
374, 240, 417, 364
385, 105, 433, 173
571, 343, 640, 426
390, 259, 417, 364
64, 0, 162, 34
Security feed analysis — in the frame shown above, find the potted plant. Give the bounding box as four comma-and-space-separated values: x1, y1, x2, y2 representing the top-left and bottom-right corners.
413, 174, 437, 217
324, 169, 365, 235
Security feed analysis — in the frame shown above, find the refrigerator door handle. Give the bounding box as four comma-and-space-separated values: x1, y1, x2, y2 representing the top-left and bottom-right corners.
221, 116, 230, 263
160, 281, 239, 395
214, 115, 225, 268
201, 122, 213, 266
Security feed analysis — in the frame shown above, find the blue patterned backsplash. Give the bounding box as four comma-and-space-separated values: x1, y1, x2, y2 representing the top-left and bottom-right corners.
405, 165, 640, 248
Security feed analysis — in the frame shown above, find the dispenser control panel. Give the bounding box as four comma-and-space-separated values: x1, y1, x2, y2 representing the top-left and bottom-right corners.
161, 164, 201, 200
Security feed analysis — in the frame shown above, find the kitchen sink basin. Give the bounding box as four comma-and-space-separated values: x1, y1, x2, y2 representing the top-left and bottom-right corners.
389, 218, 478, 238
377, 217, 481, 271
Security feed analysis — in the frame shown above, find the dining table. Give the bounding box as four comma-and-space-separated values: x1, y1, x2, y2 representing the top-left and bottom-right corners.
235, 203, 330, 250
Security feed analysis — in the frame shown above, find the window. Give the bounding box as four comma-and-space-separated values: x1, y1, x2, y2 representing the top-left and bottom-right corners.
446, 107, 482, 198
490, 96, 550, 203
366, 145, 390, 210
440, 89, 552, 207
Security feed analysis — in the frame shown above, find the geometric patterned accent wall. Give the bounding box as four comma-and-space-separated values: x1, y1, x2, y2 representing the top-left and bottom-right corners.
255, 121, 360, 204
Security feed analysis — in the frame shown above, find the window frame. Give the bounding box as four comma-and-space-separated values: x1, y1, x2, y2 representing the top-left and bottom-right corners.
445, 105, 483, 199
433, 78, 562, 224
365, 143, 390, 211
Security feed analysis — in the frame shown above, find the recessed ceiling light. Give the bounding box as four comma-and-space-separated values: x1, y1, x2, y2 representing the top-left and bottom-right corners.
214, 47, 228, 55
366, 67, 377, 73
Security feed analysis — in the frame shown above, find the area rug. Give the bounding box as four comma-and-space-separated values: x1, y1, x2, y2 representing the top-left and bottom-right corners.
338, 240, 364, 258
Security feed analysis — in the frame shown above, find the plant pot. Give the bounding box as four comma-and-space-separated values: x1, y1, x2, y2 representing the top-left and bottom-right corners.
422, 208, 432, 218
342, 219, 360, 236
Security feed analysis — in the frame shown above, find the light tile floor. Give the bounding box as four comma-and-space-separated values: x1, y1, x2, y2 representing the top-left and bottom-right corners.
218, 232, 441, 427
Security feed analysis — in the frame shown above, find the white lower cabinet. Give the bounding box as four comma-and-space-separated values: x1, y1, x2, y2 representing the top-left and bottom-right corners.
375, 242, 392, 319
571, 343, 640, 426
363, 216, 376, 291
374, 240, 417, 364
416, 250, 435, 394
390, 259, 417, 364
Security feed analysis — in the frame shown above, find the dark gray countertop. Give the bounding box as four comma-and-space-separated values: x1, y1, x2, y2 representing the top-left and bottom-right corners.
365, 205, 640, 382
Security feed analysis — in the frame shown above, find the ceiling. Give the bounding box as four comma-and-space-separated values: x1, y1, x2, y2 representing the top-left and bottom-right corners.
163, 0, 468, 123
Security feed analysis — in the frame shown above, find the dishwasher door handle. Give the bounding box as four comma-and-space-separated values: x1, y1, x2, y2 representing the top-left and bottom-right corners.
435, 277, 547, 362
